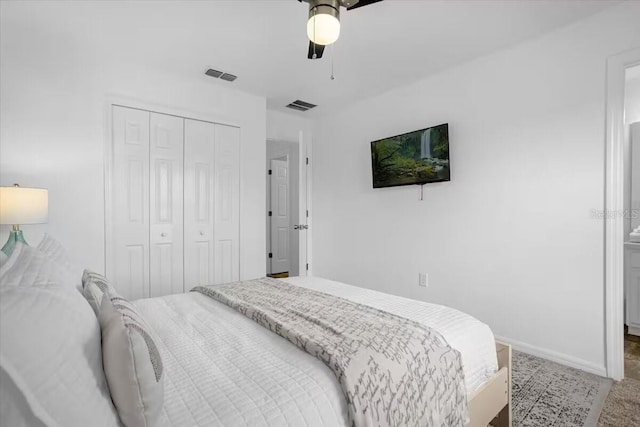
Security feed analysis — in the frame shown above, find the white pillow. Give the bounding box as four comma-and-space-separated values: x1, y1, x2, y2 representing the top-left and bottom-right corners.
37, 234, 83, 291
0, 243, 69, 289
100, 293, 164, 427
83, 269, 117, 315
0, 364, 50, 427
0, 247, 121, 427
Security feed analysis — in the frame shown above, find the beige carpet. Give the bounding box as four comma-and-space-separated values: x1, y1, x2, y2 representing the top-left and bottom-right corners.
624, 329, 640, 381
598, 377, 640, 427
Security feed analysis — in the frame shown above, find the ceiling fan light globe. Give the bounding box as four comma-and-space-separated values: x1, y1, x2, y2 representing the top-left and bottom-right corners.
307, 13, 340, 45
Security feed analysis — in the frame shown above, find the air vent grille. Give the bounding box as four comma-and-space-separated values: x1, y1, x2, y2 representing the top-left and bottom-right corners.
219, 73, 237, 82
205, 68, 237, 82
286, 100, 317, 112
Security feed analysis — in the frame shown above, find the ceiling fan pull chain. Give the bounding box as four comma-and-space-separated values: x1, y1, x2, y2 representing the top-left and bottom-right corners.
330, 44, 335, 80
312, 7, 317, 59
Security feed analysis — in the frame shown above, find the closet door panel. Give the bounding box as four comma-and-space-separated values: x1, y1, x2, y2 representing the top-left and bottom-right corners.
150, 113, 184, 297
112, 106, 150, 300
214, 124, 240, 284
184, 119, 215, 288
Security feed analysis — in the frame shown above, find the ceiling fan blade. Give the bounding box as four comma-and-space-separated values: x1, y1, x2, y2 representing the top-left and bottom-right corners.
346, 0, 383, 11
307, 41, 325, 59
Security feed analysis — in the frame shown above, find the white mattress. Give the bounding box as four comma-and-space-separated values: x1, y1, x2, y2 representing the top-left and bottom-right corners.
135, 276, 498, 427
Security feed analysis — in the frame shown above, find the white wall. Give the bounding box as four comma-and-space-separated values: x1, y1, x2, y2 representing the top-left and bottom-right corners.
312, 2, 640, 374
267, 110, 313, 145
0, 3, 267, 279
626, 71, 640, 232
626, 70, 640, 125
631, 122, 640, 232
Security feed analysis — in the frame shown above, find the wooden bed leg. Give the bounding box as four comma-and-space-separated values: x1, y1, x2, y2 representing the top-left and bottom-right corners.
495, 403, 511, 427
495, 341, 512, 427
469, 368, 509, 427
468, 341, 512, 427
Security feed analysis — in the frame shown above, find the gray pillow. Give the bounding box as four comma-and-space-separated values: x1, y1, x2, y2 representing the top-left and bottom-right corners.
82, 270, 116, 315
99, 293, 164, 427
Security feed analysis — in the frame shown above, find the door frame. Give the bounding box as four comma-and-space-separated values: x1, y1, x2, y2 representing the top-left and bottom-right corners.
604, 47, 640, 380
266, 131, 311, 277
303, 131, 313, 277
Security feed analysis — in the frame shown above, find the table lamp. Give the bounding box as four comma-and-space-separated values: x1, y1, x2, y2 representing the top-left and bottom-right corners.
0, 184, 48, 256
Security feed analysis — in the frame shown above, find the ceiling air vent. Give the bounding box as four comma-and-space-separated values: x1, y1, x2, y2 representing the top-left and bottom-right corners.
286, 100, 317, 112
219, 73, 237, 82
205, 68, 237, 82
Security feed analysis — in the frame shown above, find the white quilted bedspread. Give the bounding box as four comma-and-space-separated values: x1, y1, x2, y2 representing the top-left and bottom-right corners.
134, 276, 498, 427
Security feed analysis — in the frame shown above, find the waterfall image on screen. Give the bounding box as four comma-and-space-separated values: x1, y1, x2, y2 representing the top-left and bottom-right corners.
370, 123, 450, 188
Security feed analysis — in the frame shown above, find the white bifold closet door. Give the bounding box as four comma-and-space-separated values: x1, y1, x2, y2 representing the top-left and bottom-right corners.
112, 106, 151, 300
149, 113, 184, 297
111, 106, 240, 299
183, 121, 240, 287
213, 124, 240, 285
184, 119, 215, 287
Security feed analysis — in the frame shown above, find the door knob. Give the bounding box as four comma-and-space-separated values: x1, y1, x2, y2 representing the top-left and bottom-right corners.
294, 225, 300, 230
161, 232, 167, 237
199, 231, 205, 236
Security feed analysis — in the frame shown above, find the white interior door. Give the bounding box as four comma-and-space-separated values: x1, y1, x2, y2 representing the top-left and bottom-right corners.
112, 106, 150, 299
184, 119, 215, 288
149, 113, 184, 297
270, 158, 290, 274
214, 124, 240, 284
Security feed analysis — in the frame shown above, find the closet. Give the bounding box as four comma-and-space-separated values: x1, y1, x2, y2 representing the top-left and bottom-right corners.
109, 105, 240, 299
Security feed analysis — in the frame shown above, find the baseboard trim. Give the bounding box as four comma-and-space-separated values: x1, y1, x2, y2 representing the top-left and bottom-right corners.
494, 335, 607, 377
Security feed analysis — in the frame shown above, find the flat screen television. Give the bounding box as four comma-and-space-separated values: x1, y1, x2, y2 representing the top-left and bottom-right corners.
370, 123, 450, 188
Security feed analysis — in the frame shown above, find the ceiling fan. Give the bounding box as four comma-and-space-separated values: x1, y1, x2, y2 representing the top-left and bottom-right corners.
298, 0, 384, 59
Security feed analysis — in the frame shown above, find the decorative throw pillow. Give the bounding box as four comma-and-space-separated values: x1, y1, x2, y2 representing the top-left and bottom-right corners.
99, 293, 164, 427
83, 269, 117, 315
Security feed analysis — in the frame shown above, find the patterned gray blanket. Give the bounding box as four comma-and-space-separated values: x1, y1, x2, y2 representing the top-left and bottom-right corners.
192, 278, 467, 427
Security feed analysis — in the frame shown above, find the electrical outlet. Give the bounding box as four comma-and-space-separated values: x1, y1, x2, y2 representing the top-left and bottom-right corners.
419, 273, 428, 288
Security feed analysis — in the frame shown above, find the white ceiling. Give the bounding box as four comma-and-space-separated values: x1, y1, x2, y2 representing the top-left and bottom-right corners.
4, 0, 620, 116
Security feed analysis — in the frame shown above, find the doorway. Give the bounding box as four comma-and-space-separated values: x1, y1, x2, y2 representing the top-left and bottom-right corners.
622, 65, 640, 380
605, 48, 640, 381
266, 139, 308, 278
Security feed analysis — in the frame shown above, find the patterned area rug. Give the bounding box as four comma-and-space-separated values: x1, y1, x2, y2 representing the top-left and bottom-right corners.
512, 351, 612, 426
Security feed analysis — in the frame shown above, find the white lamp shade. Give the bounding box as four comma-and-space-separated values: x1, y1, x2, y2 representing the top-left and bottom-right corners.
307, 13, 340, 45
0, 187, 48, 225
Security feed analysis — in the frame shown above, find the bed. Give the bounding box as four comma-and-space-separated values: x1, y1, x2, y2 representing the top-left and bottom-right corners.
134, 276, 511, 427
0, 239, 511, 427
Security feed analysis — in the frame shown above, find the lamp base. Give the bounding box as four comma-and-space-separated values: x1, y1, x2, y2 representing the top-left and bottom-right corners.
1, 230, 28, 257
